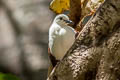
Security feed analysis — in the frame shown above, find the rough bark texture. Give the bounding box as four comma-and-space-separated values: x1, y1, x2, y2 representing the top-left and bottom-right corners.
47, 0, 120, 80
69, 0, 81, 28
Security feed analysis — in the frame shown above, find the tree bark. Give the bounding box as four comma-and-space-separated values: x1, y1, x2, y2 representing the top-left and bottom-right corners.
47, 0, 120, 80
69, 0, 81, 28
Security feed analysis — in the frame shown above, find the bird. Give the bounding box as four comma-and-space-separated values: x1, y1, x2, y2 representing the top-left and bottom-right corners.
48, 14, 77, 76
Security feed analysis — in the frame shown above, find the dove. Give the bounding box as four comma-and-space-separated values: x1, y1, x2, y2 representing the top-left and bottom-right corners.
48, 14, 76, 76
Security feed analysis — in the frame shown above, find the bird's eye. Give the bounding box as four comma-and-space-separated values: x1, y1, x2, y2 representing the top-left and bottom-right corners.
59, 17, 63, 20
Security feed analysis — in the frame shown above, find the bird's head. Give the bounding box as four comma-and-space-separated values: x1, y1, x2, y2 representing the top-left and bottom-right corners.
54, 14, 74, 26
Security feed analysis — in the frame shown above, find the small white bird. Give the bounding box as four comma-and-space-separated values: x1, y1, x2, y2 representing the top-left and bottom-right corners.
48, 14, 76, 76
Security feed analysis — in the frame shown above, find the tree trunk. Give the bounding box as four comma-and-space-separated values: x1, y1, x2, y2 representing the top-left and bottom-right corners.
47, 0, 120, 80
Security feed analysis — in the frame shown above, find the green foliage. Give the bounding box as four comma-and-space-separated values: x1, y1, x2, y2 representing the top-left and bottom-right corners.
0, 73, 20, 80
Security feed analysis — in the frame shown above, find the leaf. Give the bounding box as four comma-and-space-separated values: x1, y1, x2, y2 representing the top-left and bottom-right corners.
50, 0, 70, 14
0, 73, 20, 80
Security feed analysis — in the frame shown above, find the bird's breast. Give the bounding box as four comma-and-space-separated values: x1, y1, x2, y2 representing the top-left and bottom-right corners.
51, 27, 76, 60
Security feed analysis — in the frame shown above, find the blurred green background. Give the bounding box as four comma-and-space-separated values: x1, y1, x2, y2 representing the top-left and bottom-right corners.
0, 0, 54, 80
0, 73, 20, 80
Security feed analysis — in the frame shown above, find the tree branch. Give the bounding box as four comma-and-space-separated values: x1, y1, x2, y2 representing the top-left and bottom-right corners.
47, 0, 120, 80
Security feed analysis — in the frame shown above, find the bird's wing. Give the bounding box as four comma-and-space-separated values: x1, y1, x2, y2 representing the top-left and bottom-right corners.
48, 47, 59, 67
48, 47, 59, 76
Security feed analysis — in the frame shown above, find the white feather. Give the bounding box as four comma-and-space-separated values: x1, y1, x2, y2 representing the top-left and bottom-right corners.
49, 14, 76, 60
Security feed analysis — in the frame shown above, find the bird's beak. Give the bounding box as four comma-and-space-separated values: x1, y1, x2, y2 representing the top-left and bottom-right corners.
64, 20, 74, 25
